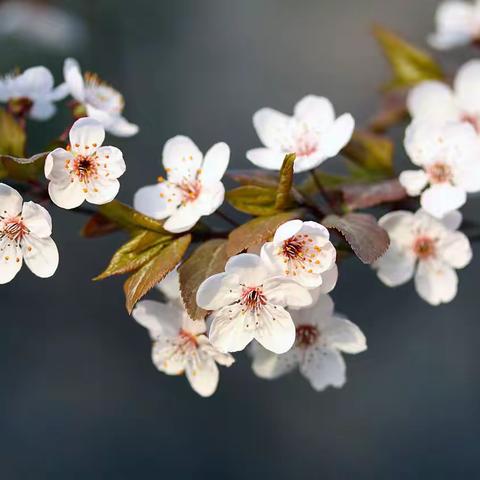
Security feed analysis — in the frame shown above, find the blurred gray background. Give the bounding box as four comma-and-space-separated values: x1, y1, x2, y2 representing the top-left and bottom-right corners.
1, 0, 480, 478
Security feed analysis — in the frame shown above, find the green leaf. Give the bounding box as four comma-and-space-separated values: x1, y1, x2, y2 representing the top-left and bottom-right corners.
98, 201, 168, 234
95, 230, 171, 280
124, 234, 191, 314
227, 210, 302, 257
226, 185, 279, 216
323, 213, 390, 264
275, 153, 296, 210
373, 25, 444, 90
342, 130, 394, 177
178, 239, 229, 320
0, 108, 25, 157
227, 169, 279, 188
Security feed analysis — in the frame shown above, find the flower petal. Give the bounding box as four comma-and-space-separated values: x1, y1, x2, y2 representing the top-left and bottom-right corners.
200, 142, 230, 184
85, 178, 120, 205
22, 235, 58, 278
132, 299, 182, 338
399, 169, 428, 196
438, 231, 472, 269
374, 244, 416, 287
185, 356, 219, 397
246, 147, 286, 171
407, 81, 456, 120
95, 146, 126, 179
63, 58, 86, 102
415, 259, 458, 305
323, 113, 355, 158
272, 219, 303, 243
455, 59, 480, 113
29, 100, 56, 121
151, 338, 187, 374
300, 346, 346, 391
0, 183, 23, 217
162, 135, 203, 183
252, 107, 290, 149
44, 148, 73, 183
104, 115, 139, 137
250, 341, 299, 379
69, 117, 105, 156
254, 304, 296, 354
48, 178, 85, 209
21, 201, 52, 238
196, 272, 242, 310
194, 182, 225, 216
323, 315, 367, 354
133, 183, 180, 220
441, 210, 463, 231
421, 184, 466, 218
293, 95, 335, 130
265, 277, 313, 308
0, 238, 22, 284
163, 203, 201, 233
16, 66, 54, 95
224, 253, 270, 284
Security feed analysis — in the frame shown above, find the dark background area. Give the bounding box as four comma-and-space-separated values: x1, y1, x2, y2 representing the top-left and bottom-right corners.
1, 0, 480, 478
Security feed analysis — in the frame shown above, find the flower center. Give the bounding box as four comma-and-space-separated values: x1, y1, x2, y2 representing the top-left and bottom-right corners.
71, 155, 98, 183
295, 134, 318, 157
278, 234, 321, 276
0, 216, 28, 242
413, 236, 436, 260
178, 179, 202, 203
296, 324, 319, 348
178, 329, 199, 349
240, 286, 267, 312
282, 237, 305, 259
461, 112, 480, 133
84, 72, 124, 114
427, 162, 452, 184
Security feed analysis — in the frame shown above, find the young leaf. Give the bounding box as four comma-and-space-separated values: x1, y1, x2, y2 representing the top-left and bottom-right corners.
341, 179, 407, 210
124, 234, 191, 314
0, 108, 25, 157
227, 210, 302, 256
342, 130, 394, 176
226, 185, 279, 216
275, 153, 296, 210
95, 230, 170, 280
82, 213, 120, 238
228, 169, 279, 188
178, 239, 228, 320
373, 25, 444, 90
98, 201, 168, 233
323, 213, 390, 264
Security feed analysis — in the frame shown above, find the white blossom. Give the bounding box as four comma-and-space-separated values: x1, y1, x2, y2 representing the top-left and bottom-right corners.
250, 294, 366, 391
134, 135, 230, 233
407, 60, 480, 133
132, 271, 234, 398
0, 183, 59, 284
0, 66, 68, 120
196, 253, 313, 354
63, 58, 138, 137
400, 120, 480, 218
261, 219, 336, 288
45, 117, 126, 209
246, 94, 354, 173
428, 0, 480, 50
373, 209, 472, 306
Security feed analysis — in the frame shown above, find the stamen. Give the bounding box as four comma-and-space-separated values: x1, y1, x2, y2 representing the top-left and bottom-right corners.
296, 325, 319, 348
413, 236, 436, 260
241, 286, 267, 312
427, 162, 452, 184
0, 217, 29, 242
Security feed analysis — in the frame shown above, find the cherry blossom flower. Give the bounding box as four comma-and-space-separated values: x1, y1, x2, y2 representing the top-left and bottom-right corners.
373, 209, 472, 306
246, 94, 354, 173
45, 117, 126, 209
400, 120, 480, 218
196, 253, 313, 354
407, 60, 480, 133
134, 135, 230, 233
261, 219, 336, 288
63, 58, 138, 137
0, 66, 68, 120
250, 294, 366, 391
132, 290, 234, 398
428, 0, 480, 50
0, 183, 59, 284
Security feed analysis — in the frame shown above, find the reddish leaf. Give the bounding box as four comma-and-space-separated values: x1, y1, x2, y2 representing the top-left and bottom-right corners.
342, 179, 407, 210
82, 213, 120, 238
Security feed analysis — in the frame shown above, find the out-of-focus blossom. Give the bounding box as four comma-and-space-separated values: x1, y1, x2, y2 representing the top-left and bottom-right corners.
374, 209, 472, 306
251, 294, 366, 391
400, 120, 480, 218
45, 117, 126, 209
428, 0, 480, 50
132, 273, 234, 397
0, 1, 87, 53
408, 60, 480, 133
196, 253, 313, 354
246, 94, 354, 173
134, 135, 230, 233
63, 58, 138, 137
0, 183, 59, 284
261, 219, 336, 288
0, 66, 68, 120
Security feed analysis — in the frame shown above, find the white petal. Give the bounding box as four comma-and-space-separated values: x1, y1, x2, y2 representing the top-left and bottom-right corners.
0, 183, 23, 216
224, 253, 270, 284
428, 31, 472, 49
250, 341, 299, 379
399, 169, 428, 196
132, 300, 182, 338
49, 82, 70, 101
44, 148, 73, 183
252, 107, 290, 149
85, 178, 120, 205
291, 293, 335, 327
21, 201, 52, 237
421, 184, 466, 218
323, 316, 367, 354
374, 244, 416, 287
162, 135, 203, 183
196, 272, 242, 310
48, 178, 85, 209
21, 235, 58, 278
441, 210, 463, 231
156, 267, 181, 301
273, 219, 303, 243
200, 142, 230, 184
29, 100, 56, 121
63, 58, 85, 102
69, 117, 105, 156
438, 231, 472, 269
293, 95, 335, 130
317, 264, 338, 294
254, 304, 296, 354
105, 115, 139, 137
378, 210, 415, 243
16, 66, 54, 95
194, 182, 225, 216
322, 113, 355, 158
246, 147, 286, 171
95, 146, 126, 179
406, 81, 456, 120
0, 238, 22, 284
300, 346, 346, 391
163, 203, 201, 233
415, 259, 458, 305
264, 277, 313, 308
185, 357, 219, 397
453, 159, 480, 193
454, 59, 480, 113
151, 338, 187, 375
133, 183, 180, 220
